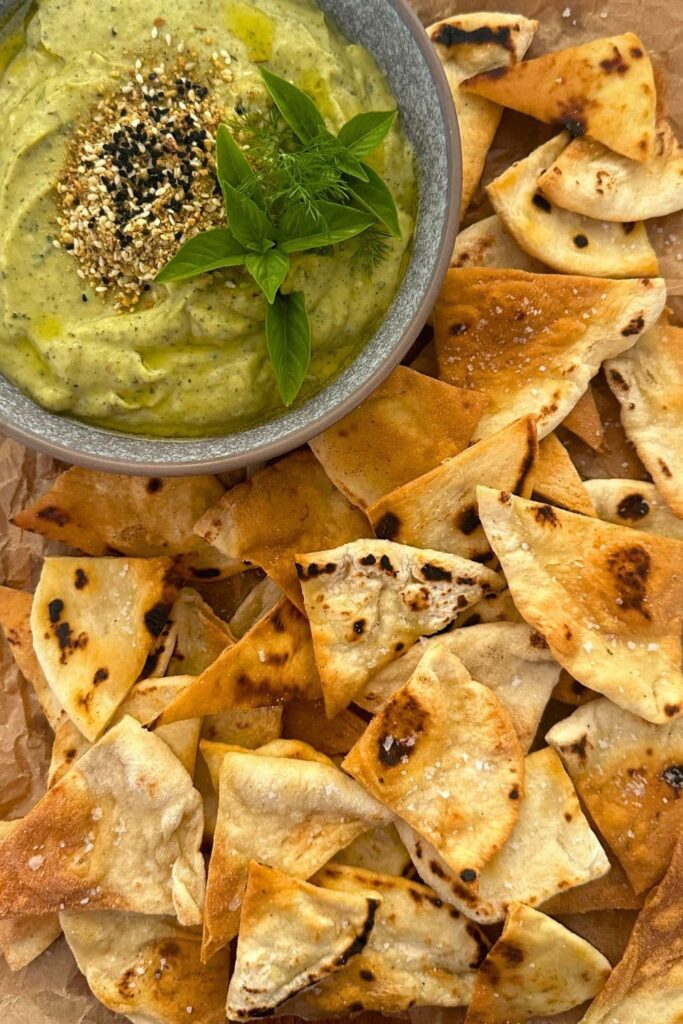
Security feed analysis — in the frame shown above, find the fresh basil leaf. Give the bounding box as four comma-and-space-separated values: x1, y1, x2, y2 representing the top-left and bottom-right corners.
216, 124, 256, 192
347, 163, 401, 237
259, 67, 326, 144
277, 202, 327, 247
266, 291, 311, 405
223, 182, 276, 253
156, 228, 248, 282
338, 109, 397, 159
332, 146, 369, 182
279, 200, 376, 253
246, 248, 290, 304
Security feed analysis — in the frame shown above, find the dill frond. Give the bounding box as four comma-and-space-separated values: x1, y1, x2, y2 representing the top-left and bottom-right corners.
351, 226, 392, 273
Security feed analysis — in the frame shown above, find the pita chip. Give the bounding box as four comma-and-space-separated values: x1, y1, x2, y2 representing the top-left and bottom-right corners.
487, 134, 658, 277
199, 737, 332, 792
434, 268, 666, 442
62, 910, 229, 1024
428, 13, 537, 216
200, 706, 282, 748
368, 417, 538, 562
158, 597, 320, 725
477, 487, 683, 723
552, 670, 599, 709
466, 903, 611, 1024
541, 849, 643, 916
451, 214, 546, 272
166, 587, 232, 676
606, 322, 683, 517
538, 122, 683, 222
48, 719, 92, 788
281, 699, 366, 757
463, 33, 657, 162
194, 449, 370, 612
585, 479, 683, 540
228, 576, 282, 639
0, 821, 61, 970
548, 698, 683, 893
203, 750, 391, 958
332, 823, 411, 877
0, 586, 64, 729
531, 433, 597, 516
227, 862, 380, 1021
344, 645, 523, 881
400, 746, 609, 924
356, 621, 559, 753
308, 365, 486, 510
562, 386, 605, 451
456, 587, 524, 627
297, 539, 502, 716
0, 717, 205, 924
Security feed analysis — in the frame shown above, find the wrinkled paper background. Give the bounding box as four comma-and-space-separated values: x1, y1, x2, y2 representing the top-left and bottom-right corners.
1, 0, 682, 1020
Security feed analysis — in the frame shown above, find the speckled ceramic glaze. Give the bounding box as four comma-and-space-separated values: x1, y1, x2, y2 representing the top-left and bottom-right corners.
0, 0, 460, 474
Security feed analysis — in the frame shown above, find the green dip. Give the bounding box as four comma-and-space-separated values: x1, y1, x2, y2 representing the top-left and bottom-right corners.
0, 0, 415, 436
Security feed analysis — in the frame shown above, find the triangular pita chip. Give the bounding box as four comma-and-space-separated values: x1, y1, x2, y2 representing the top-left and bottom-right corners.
48, 718, 92, 788
563, 370, 650, 481
343, 644, 523, 881
463, 33, 657, 161
203, 750, 391, 958
62, 909, 230, 1024
399, 746, 609, 923
199, 737, 332, 792
31, 556, 179, 740
368, 417, 538, 562
297, 539, 502, 716
541, 848, 643, 916
547, 697, 683, 893
456, 587, 524, 627
585, 479, 683, 540
531, 433, 597, 515
409, 337, 439, 376
140, 615, 178, 680
356, 621, 560, 752
194, 449, 370, 612
115, 676, 201, 775
0, 717, 204, 924
281, 699, 366, 756
562, 386, 605, 451
158, 597, 320, 725
228, 576, 282, 640
0, 586, 64, 729
552, 670, 599, 709
331, 823, 411, 877
12, 466, 239, 580
201, 706, 282, 747
227, 862, 380, 1021
538, 122, 683, 221
477, 487, 683, 723
434, 268, 666, 441
487, 134, 659, 277
166, 587, 232, 676
451, 214, 546, 272
466, 902, 611, 1024
308, 365, 486, 510
428, 13, 537, 215
606, 321, 683, 517
0, 821, 61, 971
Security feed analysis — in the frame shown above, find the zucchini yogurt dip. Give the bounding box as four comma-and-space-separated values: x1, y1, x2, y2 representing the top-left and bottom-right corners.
0, 0, 416, 436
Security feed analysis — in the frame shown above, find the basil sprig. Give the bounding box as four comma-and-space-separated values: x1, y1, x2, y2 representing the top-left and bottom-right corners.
156, 68, 401, 406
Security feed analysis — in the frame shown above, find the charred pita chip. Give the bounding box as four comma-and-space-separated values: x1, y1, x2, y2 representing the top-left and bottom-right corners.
13, 467, 238, 580
547, 697, 683, 893
281, 699, 366, 757
434, 268, 666, 441
203, 750, 391, 958
227, 862, 380, 1021
194, 450, 370, 612
562, 386, 605, 451
531, 433, 597, 515
552, 670, 599, 709
48, 719, 92, 788
428, 14, 537, 216
0, 822, 61, 970
463, 33, 657, 162
0, 586, 64, 729
368, 417, 538, 562
585, 479, 683, 540
400, 746, 609, 923
466, 903, 611, 1024
456, 588, 524, 627
297, 540, 502, 716
331, 823, 411, 877
0, 717, 204, 924
451, 214, 546, 272
200, 706, 282, 748
606, 321, 683, 517
487, 134, 659, 277
356, 622, 559, 753
308, 366, 486, 510
538, 122, 683, 221
31, 556, 178, 741
478, 487, 683, 723
62, 910, 229, 1024
228, 577, 282, 640
343, 644, 523, 882
166, 587, 232, 676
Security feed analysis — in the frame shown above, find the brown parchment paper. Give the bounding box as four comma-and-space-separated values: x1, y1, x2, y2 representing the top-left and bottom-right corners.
0, 1, 682, 1021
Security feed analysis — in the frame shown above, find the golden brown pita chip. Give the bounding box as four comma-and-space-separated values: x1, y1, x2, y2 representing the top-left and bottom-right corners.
0, 586, 64, 729
428, 14, 537, 216
451, 214, 546, 272
62, 910, 229, 1024
200, 706, 282, 748
562, 386, 605, 451
487, 134, 658, 277
0, 821, 61, 971
532, 434, 597, 516
455, 588, 524, 627
477, 487, 683, 723
466, 903, 611, 1024
463, 33, 657, 162
331, 823, 411, 877
298, 540, 502, 716
344, 644, 523, 882
281, 699, 366, 757
308, 366, 486, 510
557, 909, 639, 970
434, 269, 666, 442
200, 737, 332, 792
227, 862, 380, 1021
540, 848, 644, 916
538, 122, 683, 221
194, 450, 370, 612
552, 670, 599, 709
228, 576, 282, 640
0, 717, 204, 924
399, 747, 609, 924
368, 417, 538, 562
606, 321, 683, 517
585, 479, 683, 540
47, 719, 92, 788
166, 587, 232, 676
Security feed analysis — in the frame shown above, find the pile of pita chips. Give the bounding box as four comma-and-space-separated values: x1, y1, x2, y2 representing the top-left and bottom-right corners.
585, 479, 683, 540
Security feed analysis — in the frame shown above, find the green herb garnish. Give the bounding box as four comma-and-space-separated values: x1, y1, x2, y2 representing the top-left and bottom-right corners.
156, 68, 400, 407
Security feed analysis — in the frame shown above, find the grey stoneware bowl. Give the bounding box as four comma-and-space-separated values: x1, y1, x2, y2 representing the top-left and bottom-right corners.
0, 0, 461, 475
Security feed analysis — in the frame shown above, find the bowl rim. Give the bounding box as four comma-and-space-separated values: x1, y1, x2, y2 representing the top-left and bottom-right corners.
0, 0, 461, 475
